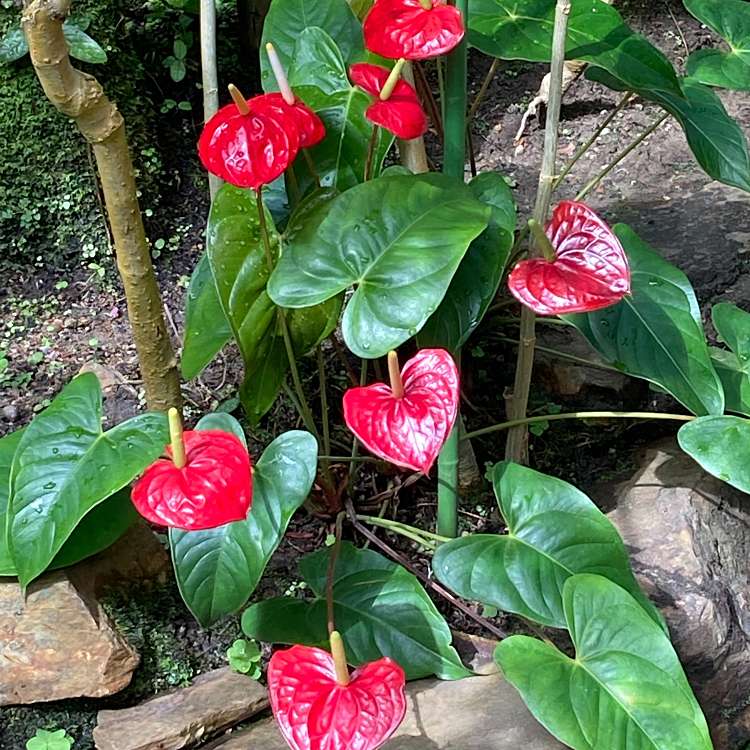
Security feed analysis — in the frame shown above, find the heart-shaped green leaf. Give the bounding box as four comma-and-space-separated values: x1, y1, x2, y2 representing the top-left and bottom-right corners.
587, 68, 750, 193
0, 428, 24, 573
194, 411, 247, 445
7, 373, 168, 587
171, 430, 318, 626
242, 541, 471, 680
288, 29, 393, 193
433, 461, 662, 630
25, 728, 74, 750
496, 574, 713, 750
260, 0, 362, 92
685, 0, 750, 91
63, 21, 107, 64
679, 415, 750, 494
268, 173, 491, 357
181, 252, 232, 379
709, 302, 750, 415
207, 184, 341, 422
0, 25, 29, 63
713, 302, 750, 361
419, 171, 516, 351
468, 0, 681, 96
568, 224, 724, 416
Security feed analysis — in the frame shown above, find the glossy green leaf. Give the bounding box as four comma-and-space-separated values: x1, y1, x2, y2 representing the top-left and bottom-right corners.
685, 0, 750, 91
207, 184, 341, 422
568, 225, 724, 416
268, 173, 491, 357
170, 430, 317, 626
587, 68, 750, 193
63, 21, 107, 64
181, 252, 232, 379
0, 25, 28, 63
433, 461, 662, 630
260, 0, 362, 92
678, 415, 750, 494
1, 430, 137, 577
287, 29, 393, 192
194, 411, 247, 446
713, 302, 750, 361
468, 0, 681, 96
419, 171, 516, 351
7, 373, 168, 587
0, 429, 24, 573
496, 574, 713, 750
242, 542, 471, 680
711, 349, 750, 416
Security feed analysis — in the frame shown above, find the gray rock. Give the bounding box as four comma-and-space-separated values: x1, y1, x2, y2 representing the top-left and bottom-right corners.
0, 570, 139, 705
93, 668, 269, 750
608, 440, 750, 749
206, 674, 563, 749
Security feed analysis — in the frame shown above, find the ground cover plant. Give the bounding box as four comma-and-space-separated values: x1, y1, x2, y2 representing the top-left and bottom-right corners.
5, 0, 750, 747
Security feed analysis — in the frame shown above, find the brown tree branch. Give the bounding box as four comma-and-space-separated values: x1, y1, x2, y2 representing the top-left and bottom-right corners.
23, 0, 182, 412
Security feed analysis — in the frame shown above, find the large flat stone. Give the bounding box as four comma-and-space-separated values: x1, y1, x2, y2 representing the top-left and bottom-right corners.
207, 674, 563, 749
0, 570, 139, 705
93, 668, 269, 750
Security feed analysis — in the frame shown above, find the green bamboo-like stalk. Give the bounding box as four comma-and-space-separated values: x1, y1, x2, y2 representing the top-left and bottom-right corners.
436, 0, 469, 539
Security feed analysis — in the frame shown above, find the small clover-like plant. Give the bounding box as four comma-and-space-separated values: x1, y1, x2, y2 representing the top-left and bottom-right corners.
227, 638, 263, 679
26, 728, 74, 750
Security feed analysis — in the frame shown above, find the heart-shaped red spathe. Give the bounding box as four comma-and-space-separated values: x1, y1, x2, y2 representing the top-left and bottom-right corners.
350, 63, 428, 140
131, 430, 252, 531
508, 200, 631, 315
198, 100, 295, 191
268, 644, 407, 750
343, 349, 459, 474
253, 92, 326, 149
363, 0, 465, 60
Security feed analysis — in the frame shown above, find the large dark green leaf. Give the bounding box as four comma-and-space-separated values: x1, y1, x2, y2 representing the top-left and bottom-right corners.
713, 302, 750, 362
0, 429, 24, 573
710, 302, 750, 415
6, 374, 168, 587
568, 225, 724, 416
63, 21, 107, 64
685, 0, 750, 91
260, 0, 362, 92
207, 184, 341, 422
171, 430, 317, 626
268, 173, 490, 357
242, 542, 471, 680
0, 25, 28, 64
587, 68, 750, 193
181, 252, 232, 379
496, 574, 713, 750
433, 462, 662, 630
419, 171, 516, 351
468, 0, 681, 96
287, 28, 393, 192
678, 415, 750, 494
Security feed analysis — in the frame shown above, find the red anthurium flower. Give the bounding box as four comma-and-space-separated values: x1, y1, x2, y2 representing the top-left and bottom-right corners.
268, 644, 407, 750
350, 63, 428, 140
363, 0, 465, 60
198, 96, 295, 191
508, 201, 631, 315
131, 429, 252, 531
253, 92, 325, 150
343, 349, 459, 474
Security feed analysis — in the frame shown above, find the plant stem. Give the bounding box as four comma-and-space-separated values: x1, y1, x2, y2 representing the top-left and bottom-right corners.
436, 0, 470, 541
302, 149, 321, 188
357, 514, 451, 544
398, 63, 430, 173
347, 360, 369, 494
345, 499, 508, 640
552, 91, 634, 190
575, 112, 670, 201
256, 190, 319, 440
326, 512, 345, 635
464, 410, 695, 442
504, 0, 571, 464
317, 347, 332, 464
199, 0, 221, 199
467, 57, 500, 122
364, 126, 379, 181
